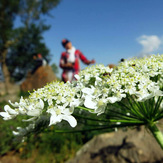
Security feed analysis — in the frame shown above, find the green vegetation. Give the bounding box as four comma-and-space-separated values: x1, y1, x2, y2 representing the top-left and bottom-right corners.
0, 99, 108, 162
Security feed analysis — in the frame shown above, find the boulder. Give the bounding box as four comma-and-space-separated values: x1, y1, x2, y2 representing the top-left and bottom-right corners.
67, 127, 163, 163
20, 65, 57, 92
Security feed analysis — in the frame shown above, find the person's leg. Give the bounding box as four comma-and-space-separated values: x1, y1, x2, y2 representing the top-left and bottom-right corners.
62, 72, 69, 83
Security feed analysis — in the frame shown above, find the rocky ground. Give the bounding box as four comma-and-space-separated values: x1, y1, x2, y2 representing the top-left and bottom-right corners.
67, 126, 163, 163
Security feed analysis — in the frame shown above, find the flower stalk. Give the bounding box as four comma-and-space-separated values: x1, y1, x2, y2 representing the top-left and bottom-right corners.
148, 123, 163, 150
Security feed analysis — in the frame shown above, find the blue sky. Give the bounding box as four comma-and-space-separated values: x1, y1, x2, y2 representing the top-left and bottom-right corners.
17, 0, 163, 75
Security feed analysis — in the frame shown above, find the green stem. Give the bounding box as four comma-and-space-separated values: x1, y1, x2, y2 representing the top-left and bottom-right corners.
109, 119, 144, 124
76, 106, 94, 112
148, 123, 163, 150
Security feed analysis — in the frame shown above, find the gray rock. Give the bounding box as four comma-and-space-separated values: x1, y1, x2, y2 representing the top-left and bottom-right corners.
67, 127, 163, 163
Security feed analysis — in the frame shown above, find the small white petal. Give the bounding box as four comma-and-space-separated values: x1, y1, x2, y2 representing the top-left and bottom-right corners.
116, 122, 121, 125
62, 115, 77, 127
49, 111, 61, 126
107, 97, 118, 103
22, 117, 37, 122
8, 100, 19, 107
27, 109, 41, 116
70, 99, 81, 107
39, 99, 44, 109
12, 131, 20, 136
74, 74, 80, 80
4, 105, 17, 115
84, 96, 96, 109
0, 112, 11, 120
82, 87, 94, 95
62, 108, 73, 115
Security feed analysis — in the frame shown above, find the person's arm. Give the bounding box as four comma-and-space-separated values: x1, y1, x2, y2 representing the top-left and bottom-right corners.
60, 53, 74, 69
78, 50, 95, 65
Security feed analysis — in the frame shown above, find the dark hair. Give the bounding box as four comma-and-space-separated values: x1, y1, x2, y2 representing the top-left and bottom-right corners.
120, 58, 125, 62
61, 39, 70, 47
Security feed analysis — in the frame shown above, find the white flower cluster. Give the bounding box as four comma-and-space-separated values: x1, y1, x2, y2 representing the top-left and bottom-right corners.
73, 54, 163, 114
0, 81, 78, 128
118, 54, 163, 85
0, 54, 162, 132
30, 81, 78, 127
110, 54, 163, 102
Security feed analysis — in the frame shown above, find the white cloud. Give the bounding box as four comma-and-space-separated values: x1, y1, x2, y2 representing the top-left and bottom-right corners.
137, 35, 161, 56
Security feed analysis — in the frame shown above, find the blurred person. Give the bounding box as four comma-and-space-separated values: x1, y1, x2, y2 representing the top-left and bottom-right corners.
60, 39, 95, 83
37, 53, 47, 66
31, 53, 47, 74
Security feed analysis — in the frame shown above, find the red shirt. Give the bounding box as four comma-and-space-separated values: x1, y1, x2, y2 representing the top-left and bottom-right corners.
60, 49, 90, 81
